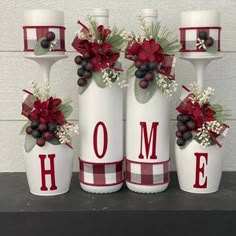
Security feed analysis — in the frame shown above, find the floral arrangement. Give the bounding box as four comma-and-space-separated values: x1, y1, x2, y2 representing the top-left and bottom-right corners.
72, 16, 127, 94
125, 15, 181, 103
34, 31, 58, 55
196, 30, 217, 53
176, 83, 229, 148
21, 81, 79, 152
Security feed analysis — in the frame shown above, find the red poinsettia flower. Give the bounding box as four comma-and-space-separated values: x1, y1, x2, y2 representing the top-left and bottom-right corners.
192, 103, 215, 128
177, 100, 215, 129
91, 42, 112, 55
72, 38, 93, 56
125, 41, 140, 61
97, 25, 111, 41
138, 39, 162, 62
29, 97, 65, 125
90, 42, 119, 71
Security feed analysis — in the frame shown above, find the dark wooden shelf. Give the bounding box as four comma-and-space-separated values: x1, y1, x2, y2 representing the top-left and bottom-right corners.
0, 172, 236, 236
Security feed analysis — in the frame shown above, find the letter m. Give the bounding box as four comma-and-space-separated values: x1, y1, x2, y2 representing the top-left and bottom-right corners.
139, 122, 159, 159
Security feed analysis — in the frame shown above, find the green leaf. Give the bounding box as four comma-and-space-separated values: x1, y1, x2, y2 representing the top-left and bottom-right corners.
48, 137, 61, 145
206, 40, 217, 54
34, 37, 50, 56
20, 121, 31, 135
93, 72, 106, 88
59, 104, 73, 118
158, 37, 169, 49
24, 134, 36, 153
210, 103, 223, 112
126, 64, 135, 81
134, 78, 156, 104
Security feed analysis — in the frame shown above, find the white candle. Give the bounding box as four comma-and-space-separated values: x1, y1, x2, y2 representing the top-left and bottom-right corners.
24, 9, 64, 26
91, 8, 109, 27
181, 10, 220, 27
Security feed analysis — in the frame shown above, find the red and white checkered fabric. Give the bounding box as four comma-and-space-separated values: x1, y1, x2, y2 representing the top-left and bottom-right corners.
23, 26, 65, 52
125, 159, 170, 186
159, 55, 176, 79
179, 27, 221, 52
21, 92, 35, 118
79, 159, 124, 186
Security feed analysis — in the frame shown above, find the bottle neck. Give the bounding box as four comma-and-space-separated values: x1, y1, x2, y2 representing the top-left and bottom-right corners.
91, 9, 109, 27
93, 16, 109, 27
143, 16, 157, 27
142, 9, 158, 27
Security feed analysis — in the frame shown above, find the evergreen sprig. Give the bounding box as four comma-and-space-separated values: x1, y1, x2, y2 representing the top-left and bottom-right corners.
105, 26, 126, 52
138, 15, 181, 54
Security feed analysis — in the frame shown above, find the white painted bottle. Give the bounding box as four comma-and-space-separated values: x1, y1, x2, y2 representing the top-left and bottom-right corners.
125, 9, 170, 193
79, 8, 123, 193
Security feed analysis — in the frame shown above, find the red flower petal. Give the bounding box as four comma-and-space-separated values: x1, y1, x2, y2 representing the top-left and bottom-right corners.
138, 51, 148, 61
34, 100, 41, 110
102, 43, 112, 54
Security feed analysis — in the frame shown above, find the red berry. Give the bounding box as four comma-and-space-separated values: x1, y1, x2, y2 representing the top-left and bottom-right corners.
31, 120, 39, 129
176, 131, 182, 138
186, 120, 196, 130
77, 78, 87, 87
43, 131, 53, 141
40, 39, 50, 49
139, 79, 149, 89
198, 31, 208, 41
177, 121, 184, 129
135, 60, 142, 68
38, 123, 48, 132
77, 68, 84, 77
144, 72, 154, 81
85, 62, 94, 71
177, 114, 183, 122
83, 70, 92, 79
32, 130, 42, 139
183, 131, 193, 141
84, 52, 91, 59
46, 31, 55, 41
36, 138, 46, 147
179, 125, 188, 133
26, 126, 33, 135
205, 37, 214, 47
177, 138, 185, 146
74, 55, 83, 65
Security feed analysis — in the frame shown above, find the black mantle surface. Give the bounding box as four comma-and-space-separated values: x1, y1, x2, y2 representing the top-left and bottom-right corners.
0, 172, 235, 236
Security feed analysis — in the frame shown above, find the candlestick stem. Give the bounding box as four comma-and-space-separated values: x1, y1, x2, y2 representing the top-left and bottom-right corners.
24, 55, 68, 82
180, 56, 222, 91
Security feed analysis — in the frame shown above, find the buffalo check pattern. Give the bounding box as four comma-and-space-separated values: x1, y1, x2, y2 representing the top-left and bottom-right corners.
179, 27, 221, 52
79, 159, 124, 186
126, 159, 170, 186
23, 26, 65, 52
159, 55, 176, 79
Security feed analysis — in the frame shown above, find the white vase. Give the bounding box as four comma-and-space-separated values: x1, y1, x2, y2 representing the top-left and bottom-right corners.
79, 80, 123, 193
126, 77, 170, 193
78, 8, 123, 194
24, 142, 74, 196
175, 140, 224, 194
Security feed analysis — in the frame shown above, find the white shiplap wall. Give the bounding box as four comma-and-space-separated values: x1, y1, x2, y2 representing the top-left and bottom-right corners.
0, 0, 236, 172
